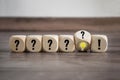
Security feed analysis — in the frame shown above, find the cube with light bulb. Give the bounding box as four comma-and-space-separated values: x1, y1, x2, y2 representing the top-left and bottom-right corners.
74, 30, 91, 52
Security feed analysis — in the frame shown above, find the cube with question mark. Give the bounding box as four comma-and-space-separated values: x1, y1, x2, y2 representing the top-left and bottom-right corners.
59, 35, 75, 52
26, 35, 42, 52
9, 35, 26, 52
74, 30, 91, 51
91, 35, 108, 52
43, 35, 58, 52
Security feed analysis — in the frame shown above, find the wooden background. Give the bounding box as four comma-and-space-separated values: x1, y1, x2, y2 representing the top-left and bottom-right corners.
0, 18, 120, 32
0, 18, 120, 80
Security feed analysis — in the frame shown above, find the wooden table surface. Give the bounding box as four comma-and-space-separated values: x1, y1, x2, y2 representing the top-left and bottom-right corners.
0, 30, 120, 80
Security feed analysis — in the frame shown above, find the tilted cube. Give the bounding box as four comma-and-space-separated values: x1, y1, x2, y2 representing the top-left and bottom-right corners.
74, 30, 91, 51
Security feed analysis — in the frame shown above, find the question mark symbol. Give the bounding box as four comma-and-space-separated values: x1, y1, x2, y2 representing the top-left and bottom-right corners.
31, 40, 36, 50
64, 39, 69, 50
81, 31, 85, 39
48, 39, 52, 50
15, 40, 19, 50
98, 39, 101, 50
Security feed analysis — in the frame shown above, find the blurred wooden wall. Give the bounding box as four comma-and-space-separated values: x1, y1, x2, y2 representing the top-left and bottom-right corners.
0, 18, 120, 32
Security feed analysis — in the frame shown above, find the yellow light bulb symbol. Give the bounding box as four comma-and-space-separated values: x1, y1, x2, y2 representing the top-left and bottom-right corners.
79, 41, 87, 51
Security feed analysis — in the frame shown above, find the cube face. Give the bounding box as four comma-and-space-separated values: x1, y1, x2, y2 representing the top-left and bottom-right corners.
43, 35, 58, 52
9, 35, 26, 52
91, 35, 108, 52
26, 35, 42, 52
76, 40, 90, 51
59, 35, 75, 52
74, 30, 91, 51
74, 30, 91, 44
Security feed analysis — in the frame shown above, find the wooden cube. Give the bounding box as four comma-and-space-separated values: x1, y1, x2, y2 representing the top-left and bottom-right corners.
91, 35, 108, 52
59, 35, 75, 52
43, 35, 58, 52
74, 30, 91, 51
26, 35, 42, 52
9, 35, 26, 52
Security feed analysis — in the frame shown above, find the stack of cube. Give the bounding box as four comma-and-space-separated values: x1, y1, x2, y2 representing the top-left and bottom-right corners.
9, 30, 108, 53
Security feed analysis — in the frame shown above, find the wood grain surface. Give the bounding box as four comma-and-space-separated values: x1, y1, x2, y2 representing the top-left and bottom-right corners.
0, 18, 120, 32
0, 18, 120, 80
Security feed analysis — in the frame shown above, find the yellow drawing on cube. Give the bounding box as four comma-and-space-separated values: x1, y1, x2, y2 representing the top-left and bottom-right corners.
78, 41, 89, 51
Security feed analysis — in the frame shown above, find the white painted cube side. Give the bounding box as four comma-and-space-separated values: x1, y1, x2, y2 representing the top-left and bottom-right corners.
59, 35, 75, 52
74, 30, 91, 44
26, 35, 42, 52
43, 35, 58, 52
9, 35, 26, 52
91, 35, 108, 52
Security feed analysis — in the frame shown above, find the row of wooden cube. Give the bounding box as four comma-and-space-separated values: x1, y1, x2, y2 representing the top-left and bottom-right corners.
9, 30, 108, 53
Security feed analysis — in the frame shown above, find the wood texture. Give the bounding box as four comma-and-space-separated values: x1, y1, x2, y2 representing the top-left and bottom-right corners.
0, 18, 120, 80
0, 18, 120, 32
0, 30, 120, 80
